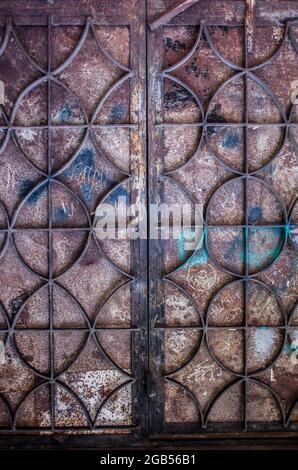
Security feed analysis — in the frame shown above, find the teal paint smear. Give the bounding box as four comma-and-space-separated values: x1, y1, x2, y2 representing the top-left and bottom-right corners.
283, 337, 298, 354
176, 229, 208, 270
248, 227, 285, 271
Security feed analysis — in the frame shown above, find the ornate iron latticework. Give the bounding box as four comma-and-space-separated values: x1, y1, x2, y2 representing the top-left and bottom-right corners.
0, 9, 147, 436
149, 7, 298, 434
1, 0, 298, 449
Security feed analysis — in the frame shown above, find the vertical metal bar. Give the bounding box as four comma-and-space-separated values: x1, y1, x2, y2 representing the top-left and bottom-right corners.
243, 11, 249, 432
147, 8, 166, 434
47, 14, 55, 431
130, 0, 149, 438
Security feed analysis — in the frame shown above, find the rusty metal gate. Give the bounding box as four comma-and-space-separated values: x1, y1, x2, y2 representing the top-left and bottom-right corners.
0, 0, 298, 448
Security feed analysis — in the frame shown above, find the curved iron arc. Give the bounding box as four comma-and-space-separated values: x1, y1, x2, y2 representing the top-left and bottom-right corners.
92, 327, 134, 380
54, 379, 93, 428
0, 300, 10, 331
0, 391, 13, 428
0, 17, 11, 57
162, 277, 205, 327
165, 376, 204, 426
288, 23, 298, 55
164, 329, 205, 377
203, 377, 243, 428
204, 22, 289, 74
288, 101, 298, 154
163, 125, 204, 176
286, 395, 298, 427
93, 378, 134, 427
51, 17, 91, 77
92, 178, 135, 280
0, 200, 10, 260
90, 19, 131, 74
203, 24, 244, 72
162, 72, 205, 121
92, 278, 133, 328
163, 22, 203, 74
13, 380, 49, 429
9, 17, 47, 74
248, 377, 286, 427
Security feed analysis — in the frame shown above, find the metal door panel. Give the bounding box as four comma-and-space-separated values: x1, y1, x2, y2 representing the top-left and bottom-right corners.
0, 0, 147, 441
148, 0, 298, 437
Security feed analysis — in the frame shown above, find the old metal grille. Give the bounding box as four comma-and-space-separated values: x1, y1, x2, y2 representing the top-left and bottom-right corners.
148, 2, 298, 435
0, 4, 147, 436
0, 0, 298, 447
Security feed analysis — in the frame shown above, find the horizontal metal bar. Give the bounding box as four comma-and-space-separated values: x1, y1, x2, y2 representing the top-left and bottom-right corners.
156, 123, 297, 128
154, 325, 296, 330
0, 124, 137, 130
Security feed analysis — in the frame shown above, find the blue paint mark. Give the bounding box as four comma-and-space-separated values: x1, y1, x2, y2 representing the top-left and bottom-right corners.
54, 207, 69, 222
19, 179, 33, 198
109, 104, 125, 122
176, 229, 208, 269
63, 147, 115, 204
286, 224, 292, 237
59, 104, 72, 123
186, 246, 208, 267
223, 227, 284, 270
283, 337, 298, 354
19, 179, 45, 205
249, 206, 262, 223
107, 185, 129, 205
27, 185, 45, 205
69, 148, 96, 175
221, 131, 241, 149
80, 182, 93, 204
225, 232, 244, 262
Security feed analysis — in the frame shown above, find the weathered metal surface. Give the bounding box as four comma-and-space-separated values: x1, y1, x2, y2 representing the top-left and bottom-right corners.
148, 0, 298, 435
0, 0, 298, 449
0, 0, 147, 439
